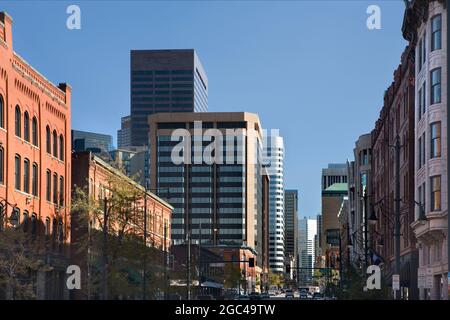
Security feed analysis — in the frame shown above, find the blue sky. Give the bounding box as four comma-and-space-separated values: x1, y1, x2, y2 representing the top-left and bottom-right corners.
2, 0, 407, 219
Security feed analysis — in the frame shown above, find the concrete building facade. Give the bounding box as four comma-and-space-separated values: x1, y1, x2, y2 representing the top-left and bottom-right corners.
403, 0, 448, 300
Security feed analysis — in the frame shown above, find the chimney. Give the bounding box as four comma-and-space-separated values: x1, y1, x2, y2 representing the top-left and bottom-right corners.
0, 12, 13, 50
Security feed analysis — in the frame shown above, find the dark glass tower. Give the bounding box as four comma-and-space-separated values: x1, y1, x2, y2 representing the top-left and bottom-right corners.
130, 49, 208, 146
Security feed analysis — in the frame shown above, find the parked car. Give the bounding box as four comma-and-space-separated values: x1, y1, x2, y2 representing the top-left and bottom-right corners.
239, 294, 250, 300
285, 289, 294, 299
259, 292, 270, 300
313, 293, 324, 300
249, 292, 262, 300
196, 294, 214, 300
299, 290, 308, 299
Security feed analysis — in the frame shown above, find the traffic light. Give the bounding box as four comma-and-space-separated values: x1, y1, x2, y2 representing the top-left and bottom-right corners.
286, 264, 291, 274
248, 257, 255, 267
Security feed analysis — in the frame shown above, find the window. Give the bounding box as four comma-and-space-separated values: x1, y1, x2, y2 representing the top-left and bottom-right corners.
24, 111, 30, 142
14, 154, 21, 190
46, 170, 51, 201
430, 122, 441, 158
418, 134, 426, 169
431, 15, 442, 51
0, 147, 3, 184
45, 217, 51, 239
52, 130, 58, 157
59, 176, 64, 207
32, 117, 38, 146
23, 159, 30, 194
418, 82, 426, 119
431, 68, 441, 104
46, 126, 51, 154
22, 211, 29, 232
59, 135, 64, 161
53, 173, 58, 204
32, 163, 38, 197
430, 175, 441, 211
15, 105, 21, 137
0, 94, 4, 128
418, 182, 426, 219
10, 208, 20, 228
31, 213, 37, 237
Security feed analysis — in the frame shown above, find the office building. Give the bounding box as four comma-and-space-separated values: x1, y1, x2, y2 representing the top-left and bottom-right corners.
117, 115, 131, 148
0, 12, 72, 299
265, 134, 285, 273
148, 112, 269, 291
130, 49, 208, 146
347, 133, 372, 270
321, 183, 348, 269
284, 190, 298, 264
322, 163, 348, 190
298, 218, 317, 286
72, 129, 113, 154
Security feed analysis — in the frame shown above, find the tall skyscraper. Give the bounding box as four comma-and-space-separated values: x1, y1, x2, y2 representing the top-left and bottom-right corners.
148, 112, 269, 288
130, 49, 208, 146
322, 163, 348, 190
284, 190, 298, 262
298, 218, 317, 286
117, 115, 131, 148
265, 135, 285, 273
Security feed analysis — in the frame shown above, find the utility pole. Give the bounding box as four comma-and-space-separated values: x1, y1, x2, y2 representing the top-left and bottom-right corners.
143, 186, 148, 300
103, 197, 108, 300
394, 134, 401, 300
187, 230, 191, 300
163, 221, 167, 300
363, 190, 368, 269
198, 222, 202, 295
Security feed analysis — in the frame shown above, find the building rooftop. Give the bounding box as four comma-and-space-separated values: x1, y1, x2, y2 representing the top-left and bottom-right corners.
324, 183, 348, 192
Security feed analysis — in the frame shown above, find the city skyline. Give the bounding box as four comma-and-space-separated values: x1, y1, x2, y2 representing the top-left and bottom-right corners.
0, 0, 407, 218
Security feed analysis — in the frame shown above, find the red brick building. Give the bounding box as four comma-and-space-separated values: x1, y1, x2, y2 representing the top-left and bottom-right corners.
0, 12, 72, 299
71, 152, 173, 299
371, 44, 418, 299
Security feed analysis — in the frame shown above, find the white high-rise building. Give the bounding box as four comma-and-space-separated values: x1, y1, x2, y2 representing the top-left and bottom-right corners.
298, 218, 317, 285
265, 134, 285, 273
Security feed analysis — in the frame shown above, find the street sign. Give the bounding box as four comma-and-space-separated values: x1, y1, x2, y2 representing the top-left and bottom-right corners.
426, 268, 434, 289
418, 267, 426, 289
392, 274, 400, 291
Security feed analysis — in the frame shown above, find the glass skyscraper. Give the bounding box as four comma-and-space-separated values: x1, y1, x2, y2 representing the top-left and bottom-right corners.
130, 49, 208, 146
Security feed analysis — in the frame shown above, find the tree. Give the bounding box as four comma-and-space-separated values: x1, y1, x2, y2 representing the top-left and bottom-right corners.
0, 227, 43, 300
71, 172, 161, 299
268, 272, 283, 288
223, 263, 241, 289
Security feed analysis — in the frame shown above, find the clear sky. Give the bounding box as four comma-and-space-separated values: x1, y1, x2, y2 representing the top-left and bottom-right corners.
2, 0, 407, 219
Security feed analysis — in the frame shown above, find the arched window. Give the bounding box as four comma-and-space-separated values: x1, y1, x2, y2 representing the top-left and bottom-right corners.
52, 218, 57, 246
58, 219, 64, 246
46, 126, 51, 154
23, 158, 30, 194
59, 134, 64, 161
32, 117, 38, 146
45, 217, 51, 240
24, 111, 30, 142
31, 213, 37, 238
15, 105, 21, 137
10, 208, 20, 228
0, 147, 4, 185
0, 94, 4, 128
32, 163, 38, 197
53, 130, 58, 157
46, 170, 51, 201
14, 154, 21, 190
53, 173, 58, 204
59, 176, 65, 207
23, 211, 29, 232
